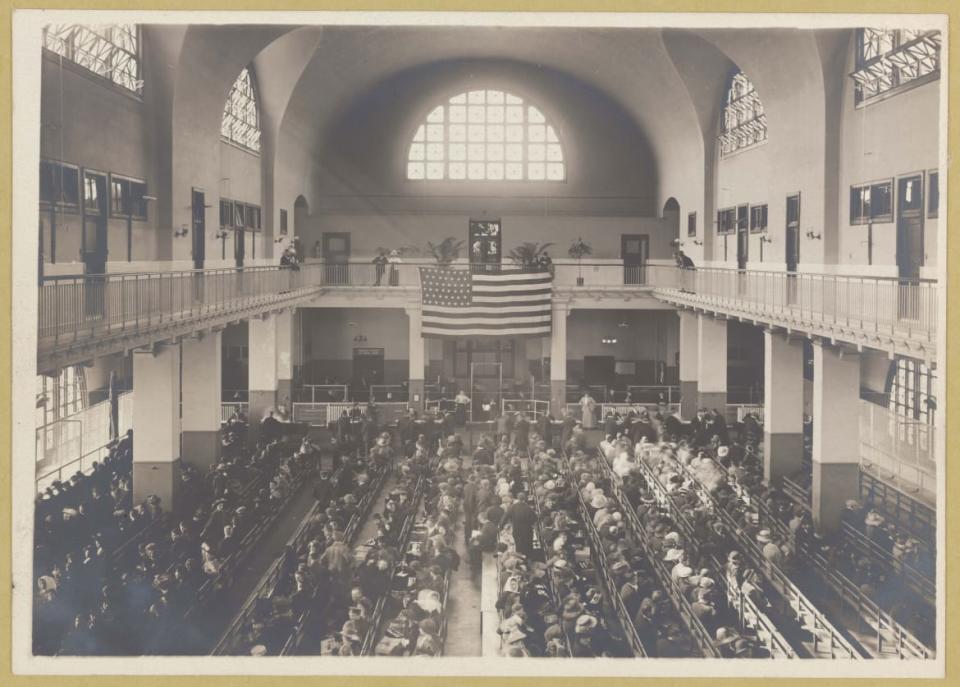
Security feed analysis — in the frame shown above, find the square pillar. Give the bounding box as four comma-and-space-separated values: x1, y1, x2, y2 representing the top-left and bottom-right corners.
763, 331, 805, 485
696, 314, 727, 411
811, 342, 861, 535
181, 331, 222, 471
550, 301, 570, 416
132, 344, 181, 511
678, 310, 699, 419
248, 311, 293, 425
406, 305, 426, 411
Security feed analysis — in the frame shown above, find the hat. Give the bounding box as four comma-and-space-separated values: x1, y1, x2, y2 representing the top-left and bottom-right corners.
756, 529, 773, 544
715, 627, 738, 646
419, 618, 438, 635
250, 644, 268, 656
611, 560, 630, 576
590, 494, 609, 510
699, 577, 716, 589
717, 446, 730, 458
674, 564, 693, 578
575, 615, 599, 634
552, 558, 569, 570
544, 480, 557, 491
845, 499, 861, 510
664, 531, 681, 544
664, 547, 684, 562
865, 511, 885, 527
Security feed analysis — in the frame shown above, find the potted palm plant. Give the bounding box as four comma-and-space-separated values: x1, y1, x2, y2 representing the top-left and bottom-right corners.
568, 237, 592, 286
508, 241, 554, 270
425, 237, 465, 267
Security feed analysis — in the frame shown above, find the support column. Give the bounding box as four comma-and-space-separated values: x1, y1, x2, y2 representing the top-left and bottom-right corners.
248, 310, 293, 427
678, 310, 699, 419
696, 314, 728, 411
811, 341, 861, 535
550, 301, 570, 417
181, 330, 222, 471
762, 330, 804, 485
132, 344, 181, 512
406, 305, 426, 411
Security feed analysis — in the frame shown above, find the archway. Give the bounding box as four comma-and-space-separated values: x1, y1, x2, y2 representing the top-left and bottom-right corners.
293, 195, 310, 258
663, 197, 681, 246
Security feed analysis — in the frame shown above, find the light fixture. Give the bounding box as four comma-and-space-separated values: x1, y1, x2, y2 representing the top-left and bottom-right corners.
760, 235, 773, 244
806, 231, 822, 240
692, 239, 703, 246
174, 225, 190, 238
601, 337, 618, 345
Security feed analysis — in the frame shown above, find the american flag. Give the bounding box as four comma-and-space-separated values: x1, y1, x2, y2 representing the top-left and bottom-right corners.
419, 267, 553, 338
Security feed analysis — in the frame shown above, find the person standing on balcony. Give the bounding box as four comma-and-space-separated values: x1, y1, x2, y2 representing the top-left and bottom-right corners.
372, 252, 388, 286
388, 249, 402, 286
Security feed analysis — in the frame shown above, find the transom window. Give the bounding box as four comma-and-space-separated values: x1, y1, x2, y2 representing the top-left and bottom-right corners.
42, 24, 142, 94
221, 68, 261, 153
719, 71, 768, 157
406, 89, 565, 182
851, 29, 941, 105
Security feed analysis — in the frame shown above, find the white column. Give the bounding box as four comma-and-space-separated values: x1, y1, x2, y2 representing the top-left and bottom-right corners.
132, 344, 181, 510
696, 314, 727, 411
678, 310, 699, 419
406, 305, 426, 409
550, 300, 569, 415
763, 330, 805, 484
811, 341, 861, 534
181, 331, 222, 470
248, 310, 293, 424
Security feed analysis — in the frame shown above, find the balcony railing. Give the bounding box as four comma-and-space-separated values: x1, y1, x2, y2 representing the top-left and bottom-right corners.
652, 266, 937, 350
38, 264, 325, 358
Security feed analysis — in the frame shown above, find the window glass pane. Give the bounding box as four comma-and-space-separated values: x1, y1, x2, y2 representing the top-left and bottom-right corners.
928, 171, 939, 217
60, 166, 80, 206
871, 182, 892, 218
719, 71, 768, 157
43, 24, 142, 94
406, 89, 565, 181
221, 67, 261, 153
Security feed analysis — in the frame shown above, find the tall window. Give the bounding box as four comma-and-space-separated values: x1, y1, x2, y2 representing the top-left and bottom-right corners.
888, 357, 936, 425
406, 89, 565, 181
221, 67, 261, 153
719, 71, 768, 157
42, 24, 142, 94
851, 29, 941, 105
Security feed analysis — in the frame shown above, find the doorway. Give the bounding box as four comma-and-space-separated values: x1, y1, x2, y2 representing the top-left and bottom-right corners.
468, 219, 502, 270
736, 204, 749, 270
82, 171, 108, 275
583, 355, 616, 391
785, 194, 801, 304
353, 347, 384, 392
191, 188, 206, 270
322, 232, 351, 284
621, 234, 649, 285
897, 175, 924, 319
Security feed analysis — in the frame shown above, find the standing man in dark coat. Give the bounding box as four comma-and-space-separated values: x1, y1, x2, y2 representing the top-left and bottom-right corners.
462, 475, 480, 543
499, 492, 536, 558
538, 411, 555, 449
560, 410, 577, 449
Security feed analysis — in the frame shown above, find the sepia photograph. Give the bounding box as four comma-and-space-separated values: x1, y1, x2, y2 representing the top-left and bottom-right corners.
8, 8, 948, 679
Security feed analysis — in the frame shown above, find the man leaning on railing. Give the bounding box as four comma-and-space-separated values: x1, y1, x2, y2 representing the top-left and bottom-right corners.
675, 250, 695, 293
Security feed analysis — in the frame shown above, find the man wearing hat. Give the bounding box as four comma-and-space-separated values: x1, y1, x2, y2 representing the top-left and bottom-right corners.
571, 614, 601, 657
499, 492, 536, 558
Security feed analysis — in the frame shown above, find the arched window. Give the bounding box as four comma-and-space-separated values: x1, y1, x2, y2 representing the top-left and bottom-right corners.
42, 24, 142, 94
850, 29, 941, 105
406, 89, 565, 181
718, 71, 767, 157
221, 67, 261, 153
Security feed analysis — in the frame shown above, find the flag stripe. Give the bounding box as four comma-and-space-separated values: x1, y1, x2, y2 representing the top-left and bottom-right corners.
470, 272, 551, 283
423, 326, 552, 337
472, 294, 552, 304
472, 286, 553, 297
423, 309, 551, 320
421, 315, 552, 326
423, 304, 548, 315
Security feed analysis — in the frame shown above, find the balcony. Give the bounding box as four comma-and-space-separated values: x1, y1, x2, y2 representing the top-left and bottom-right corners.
38, 261, 938, 371
652, 267, 937, 362
38, 265, 325, 372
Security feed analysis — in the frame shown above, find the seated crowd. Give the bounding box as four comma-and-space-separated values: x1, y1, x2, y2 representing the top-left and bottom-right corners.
33, 417, 315, 655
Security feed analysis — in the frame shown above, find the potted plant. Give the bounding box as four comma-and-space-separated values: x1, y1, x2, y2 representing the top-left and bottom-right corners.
508, 241, 554, 270
568, 237, 592, 286
425, 237, 465, 267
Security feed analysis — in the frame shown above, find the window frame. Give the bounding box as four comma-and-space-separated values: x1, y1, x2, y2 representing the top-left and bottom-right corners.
280, 209, 288, 235
850, 179, 894, 225
718, 71, 769, 158
108, 173, 148, 221
221, 67, 262, 154
749, 204, 768, 233
42, 24, 143, 97
220, 199, 234, 227
39, 159, 81, 211
852, 29, 941, 107
717, 207, 737, 235
687, 211, 697, 238
405, 88, 566, 183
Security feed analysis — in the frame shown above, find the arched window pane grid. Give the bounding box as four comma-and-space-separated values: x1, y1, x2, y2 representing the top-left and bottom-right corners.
851, 29, 941, 105
406, 89, 565, 181
42, 24, 142, 94
221, 67, 261, 153
718, 71, 768, 158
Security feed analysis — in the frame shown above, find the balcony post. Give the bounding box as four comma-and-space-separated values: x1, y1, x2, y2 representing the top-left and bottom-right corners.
696, 313, 728, 412
811, 340, 861, 535
763, 329, 805, 485
181, 330, 222, 471
678, 309, 699, 420
132, 343, 182, 512
248, 309, 295, 434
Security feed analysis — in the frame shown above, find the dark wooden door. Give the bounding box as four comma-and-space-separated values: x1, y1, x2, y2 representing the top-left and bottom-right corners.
191, 188, 206, 270
897, 175, 924, 281
322, 232, 351, 284
736, 205, 749, 270
621, 234, 649, 284
785, 194, 801, 305
82, 171, 108, 275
